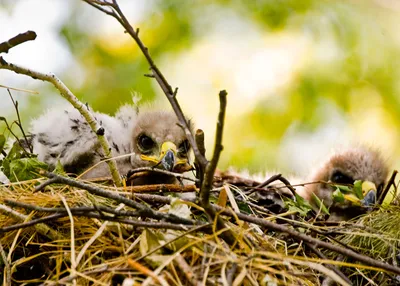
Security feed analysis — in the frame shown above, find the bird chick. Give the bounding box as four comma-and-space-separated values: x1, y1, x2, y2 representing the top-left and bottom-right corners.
297, 146, 389, 221
30, 105, 193, 184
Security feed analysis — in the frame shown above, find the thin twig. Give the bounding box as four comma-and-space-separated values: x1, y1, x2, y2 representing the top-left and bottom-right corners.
7, 88, 33, 153
216, 206, 400, 275
199, 90, 235, 244
34, 177, 59, 191
0, 117, 31, 157
59, 195, 77, 286
0, 203, 64, 240
121, 183, 197, 193
0, 30, 37, 54
0, 55, 122, 186
379, 170, 397, 204
126, 167, 198, 183
4, 199, 141, 217
306, 242, 351, 285
45, 172, 197, 225
83, 0, 207, 167
0, 240, 11, 286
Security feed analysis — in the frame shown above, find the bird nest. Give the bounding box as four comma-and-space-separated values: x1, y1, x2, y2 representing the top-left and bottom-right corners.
1, 172, 400, 285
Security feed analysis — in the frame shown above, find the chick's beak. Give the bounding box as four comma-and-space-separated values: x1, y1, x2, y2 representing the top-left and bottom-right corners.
360, 181, 377, 207
160, 142, 176, 171
342, 181, 377, 207
140, 141, 189, 172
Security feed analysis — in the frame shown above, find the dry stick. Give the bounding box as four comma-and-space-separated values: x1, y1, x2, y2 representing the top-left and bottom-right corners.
199, 90, 235, 245
194, 129, 206, 187
379, 170, 398, 205
0, 117, 31, 157
59, 195, 77, 286
7, 89, 33, 153
126, 167, 198, 183
0, 30, 37, 54
0, 211, 192, 234
0, 240, 11, 286
219, 207, 400, 275
0, 203, 64, 241
113, 193, 400, 275
44, 172, 197, 226
87, 0, 234, 243
83, 0, 206, 167
306, 242, 351, 285
121, 184, 198, 193
4, 199, 141, 217
0, 56, 122, 187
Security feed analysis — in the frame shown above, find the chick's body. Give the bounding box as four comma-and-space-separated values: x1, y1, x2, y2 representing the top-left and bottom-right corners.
30, 104, 192, 183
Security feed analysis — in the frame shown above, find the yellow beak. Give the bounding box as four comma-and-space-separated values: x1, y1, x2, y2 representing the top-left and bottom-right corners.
140, 141, 188, 171
343, 181, 377, 207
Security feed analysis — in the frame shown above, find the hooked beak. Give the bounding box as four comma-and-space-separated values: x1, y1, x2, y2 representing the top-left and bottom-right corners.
140, 141, 189, 172
343, 181, 377, 207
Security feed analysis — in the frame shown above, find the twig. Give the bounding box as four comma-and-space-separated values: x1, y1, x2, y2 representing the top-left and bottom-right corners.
0, 116, 31, 157
194, 129, 206, 188
0, 203, 64, 241
0, 55, 122, 187
126, 167, 198, 183
121, 183, 197, 193
217, 207, 400, 275
0, 30, 37, 54
85, 0, 235, 245
255, 174, 282, 188
198, 90, 234, 244
59, 195, 77, 286
83, 0, 207, 167
4, 199, 141, 217
306, 242, 351, 285
45, 172, 197, 225
0, 210, 199, 234
75, 204, 125, 267
7, 88, 33, 153
379, 170, 397, 204
34, 177, 59, 191
0, 240, 11, 286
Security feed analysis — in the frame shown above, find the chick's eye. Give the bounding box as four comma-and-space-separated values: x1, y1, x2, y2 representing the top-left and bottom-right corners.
331, 171, 354, 185
138, 134, 155, 152
178, 139, 190, 157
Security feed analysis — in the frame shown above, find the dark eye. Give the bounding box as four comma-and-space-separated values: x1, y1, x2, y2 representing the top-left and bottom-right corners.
178, 139, 190, 157
138, 134, 155, 153
331, 170, 354, 185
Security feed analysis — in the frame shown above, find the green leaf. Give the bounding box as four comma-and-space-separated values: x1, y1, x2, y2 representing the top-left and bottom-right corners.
0, 134, 5, 154
284, 193, 313, 217
54, 159, 67, 176
335, 184, 351, 193
8, 157, 48, 181
311, 193, 330, 215
353, 180, 363, 199
332, 187, 345, 203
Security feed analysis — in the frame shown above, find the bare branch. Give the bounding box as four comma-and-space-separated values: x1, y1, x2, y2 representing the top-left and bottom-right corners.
44, 172, 198, 225
0, 56, 123, 186
82, 0, 208, 168
7, 89, 33, 153
0, 30, 37, 54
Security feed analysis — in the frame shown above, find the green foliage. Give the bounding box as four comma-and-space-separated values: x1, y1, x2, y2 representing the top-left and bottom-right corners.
1, 140, 48, 182
0, 134, 5, 154
285, 193, 314, 217
311, 193, 330, 215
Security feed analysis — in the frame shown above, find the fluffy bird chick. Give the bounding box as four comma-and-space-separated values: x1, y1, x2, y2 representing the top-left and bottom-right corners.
297, 146, 389, 221
30, 105, 192, 184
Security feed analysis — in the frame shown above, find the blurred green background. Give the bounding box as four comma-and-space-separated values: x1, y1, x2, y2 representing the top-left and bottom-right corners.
1, 0, 400, 178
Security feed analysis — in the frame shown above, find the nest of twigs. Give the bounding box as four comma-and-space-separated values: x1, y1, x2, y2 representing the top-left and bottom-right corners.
0, 172, 400, 286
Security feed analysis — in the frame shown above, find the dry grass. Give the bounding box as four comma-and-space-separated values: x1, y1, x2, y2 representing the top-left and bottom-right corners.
0, 176, 399, 285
